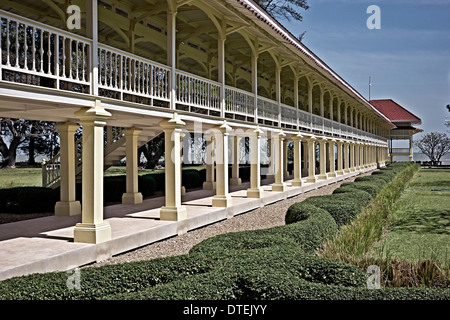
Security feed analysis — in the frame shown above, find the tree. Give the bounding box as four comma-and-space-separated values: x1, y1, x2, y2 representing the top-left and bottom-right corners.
0, 119, 56, 168
414, 132, 450, 166
254, 0, 309, 23
138, 133, 165, 169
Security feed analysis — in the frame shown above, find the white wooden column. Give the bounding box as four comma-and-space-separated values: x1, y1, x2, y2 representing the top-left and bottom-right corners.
167, 2, 177, 110
159, 113, 187, 221
247, 126, 264, 198
122, 127, 143, 204
54, 122, 81, 216
86, 0, 98, 96
73, 101, 111, 244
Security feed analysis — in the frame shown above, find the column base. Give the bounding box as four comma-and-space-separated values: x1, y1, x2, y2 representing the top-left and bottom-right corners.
212, 195, 233, 207
291, 179, 303, 187
306, 175, 317, 183
54, 201, 81, 216
349, 168, 356, 172
74, 222, 111, 244
328, 172, 337, 178
266, 174, 275, 180
160, 205, 187, 221
272, 183, 286, 192
181, 186, 186, 196
318, 173, 328, 180
336, 170, 344, 175
122, 192, 143, 205
247, 187, 264, 198
202, 181, 216, 190
230, 177, 242, 186
343, 169, 350, 173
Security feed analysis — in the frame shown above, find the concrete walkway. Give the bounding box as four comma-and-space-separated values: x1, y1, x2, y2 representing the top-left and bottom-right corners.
0, 167, 375, 281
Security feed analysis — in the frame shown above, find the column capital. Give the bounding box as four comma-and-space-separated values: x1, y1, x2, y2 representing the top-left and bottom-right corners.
75, 100, 111, 123
292, 132, 303, 142
159, 112, 186, 130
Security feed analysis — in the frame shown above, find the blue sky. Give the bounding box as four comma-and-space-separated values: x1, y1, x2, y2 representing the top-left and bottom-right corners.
281, 0, 450, 136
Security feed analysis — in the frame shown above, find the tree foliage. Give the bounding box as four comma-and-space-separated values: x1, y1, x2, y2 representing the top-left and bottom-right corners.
254, 0, 309, 22
414, 132, 450, 165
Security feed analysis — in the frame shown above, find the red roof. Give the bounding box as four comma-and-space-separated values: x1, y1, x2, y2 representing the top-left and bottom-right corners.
369, 99, 422, 124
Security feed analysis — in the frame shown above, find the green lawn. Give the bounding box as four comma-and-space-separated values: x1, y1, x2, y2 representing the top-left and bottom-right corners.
0, 167, 43, 188
372, 168, 450, 265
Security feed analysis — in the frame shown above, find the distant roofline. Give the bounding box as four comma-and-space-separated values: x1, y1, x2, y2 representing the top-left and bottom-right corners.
369, 99, 422, 125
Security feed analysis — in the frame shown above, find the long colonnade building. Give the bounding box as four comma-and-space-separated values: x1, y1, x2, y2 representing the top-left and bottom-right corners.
0, 0, 395, 245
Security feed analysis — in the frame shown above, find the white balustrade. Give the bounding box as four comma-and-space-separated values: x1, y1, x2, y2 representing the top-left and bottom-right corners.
257, 97, 278, 121
225, 86, 254, 116
98, 44, 170, 102
0, 10, 91, 91
280, 103, 297, 126
176, 70, 220, 110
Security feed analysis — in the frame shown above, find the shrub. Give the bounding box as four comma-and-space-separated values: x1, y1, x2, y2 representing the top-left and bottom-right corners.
182, 169, 202, 189
103, 176, 126, 203
0, 187, 59, 213
302, 192, 372, 227
139, 175, 157, 197
338, 182, 382, 198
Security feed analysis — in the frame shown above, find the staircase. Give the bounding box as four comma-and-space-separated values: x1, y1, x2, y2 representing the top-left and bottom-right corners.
42, 126, 160, 189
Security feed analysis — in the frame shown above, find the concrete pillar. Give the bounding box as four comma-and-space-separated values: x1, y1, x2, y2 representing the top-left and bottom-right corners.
203, 135, 216, 190
122, 127, 143, 204
349, 142, 356, 172
336, 140, 344, 175
343, 142, 350, 173
291, 133, 303, 186
355, 143, 361, 170
230, 135, 242, 186
159, 113, 187, 221
267, 138, 275, 180
301, 141, 308, 177
318, 137, 328, 180
306, 136, 317, 183
54, 122, 81, 216
73, 101, 111, 244
272, 130, 287, 191
211, 121, 233, 207
180, 133, 186, 195
328, 139, 337, 177
283, 139, 289, 178
247, 126, 264, 198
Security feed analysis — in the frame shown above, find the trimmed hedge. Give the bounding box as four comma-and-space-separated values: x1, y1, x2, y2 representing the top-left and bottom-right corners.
300, 192, 372, 227
0, 187, 59, 213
